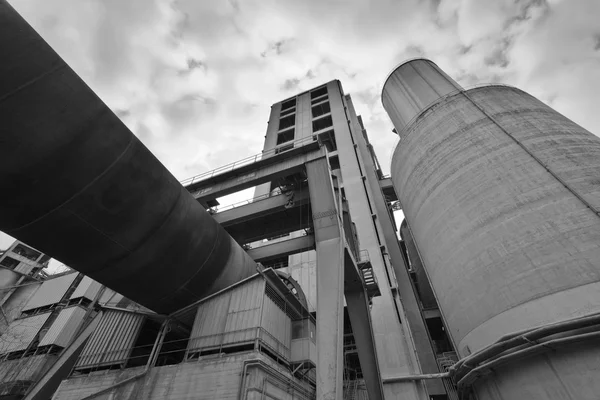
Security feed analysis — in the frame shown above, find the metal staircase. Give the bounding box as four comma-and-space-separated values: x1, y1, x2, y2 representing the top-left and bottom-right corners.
357, 251, 381, 299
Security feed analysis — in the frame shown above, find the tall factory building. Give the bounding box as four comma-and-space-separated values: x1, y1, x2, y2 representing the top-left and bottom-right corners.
383, 59, 600, 400
4, 2, 600, 398
0, 77, 453, 399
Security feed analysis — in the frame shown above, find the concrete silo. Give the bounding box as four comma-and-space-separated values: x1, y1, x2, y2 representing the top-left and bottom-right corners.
383, 59, 600, 400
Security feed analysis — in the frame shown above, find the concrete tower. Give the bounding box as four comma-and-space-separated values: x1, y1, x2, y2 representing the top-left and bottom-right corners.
383, 59, 600, 400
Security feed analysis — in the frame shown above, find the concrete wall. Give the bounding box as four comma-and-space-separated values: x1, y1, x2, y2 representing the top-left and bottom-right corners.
54, 352, 311, 400
474, 341, 600, 400
391, 86, 600, 356
0, 354, 57, 396
389, 82, 600, 399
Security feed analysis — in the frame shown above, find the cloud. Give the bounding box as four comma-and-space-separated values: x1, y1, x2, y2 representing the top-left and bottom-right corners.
3, 0, 600, 252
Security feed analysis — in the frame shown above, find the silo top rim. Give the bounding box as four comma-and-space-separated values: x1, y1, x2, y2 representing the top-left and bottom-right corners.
381, 57, 439, 101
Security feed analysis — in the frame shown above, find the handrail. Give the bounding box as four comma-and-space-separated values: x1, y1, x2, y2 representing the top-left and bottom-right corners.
180, 135, 318, 187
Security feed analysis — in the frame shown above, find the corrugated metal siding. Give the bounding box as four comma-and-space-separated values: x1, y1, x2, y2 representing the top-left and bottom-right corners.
23, 273, 78, 311
0, 313, 51, 354
189, 277, 265, 351
261, 295, 291, 358
70, 276, 102, 300
223, 277, 263, 345
75, 310, 144, 369
39, 305, 86, 347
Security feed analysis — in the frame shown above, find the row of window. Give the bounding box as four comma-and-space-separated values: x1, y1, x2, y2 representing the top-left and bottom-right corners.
275, 85, 333, 151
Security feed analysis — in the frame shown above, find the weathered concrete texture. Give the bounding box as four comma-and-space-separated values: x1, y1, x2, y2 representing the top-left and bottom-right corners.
0, 1, 256, 314
53, 352, 310, 400
0, 354, 57, 395
474, 341, 600, 400
390, 84, 600, 398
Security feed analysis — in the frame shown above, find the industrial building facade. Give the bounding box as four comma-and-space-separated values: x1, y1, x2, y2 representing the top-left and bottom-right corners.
2, 2, 600, 399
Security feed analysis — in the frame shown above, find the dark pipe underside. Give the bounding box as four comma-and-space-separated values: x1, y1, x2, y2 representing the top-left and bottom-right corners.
0, 1, 256, 314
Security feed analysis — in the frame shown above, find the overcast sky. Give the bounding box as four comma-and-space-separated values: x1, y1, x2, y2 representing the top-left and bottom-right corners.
2, 0, 600, 252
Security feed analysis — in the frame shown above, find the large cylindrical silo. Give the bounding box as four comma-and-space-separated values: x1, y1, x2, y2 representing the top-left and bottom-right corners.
0, 1, 256, 314
384, 59, 600, 399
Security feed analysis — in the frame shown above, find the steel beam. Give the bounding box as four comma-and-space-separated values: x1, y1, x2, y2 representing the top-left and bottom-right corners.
224, 204, 312, 244
213, 187, 310, 227
306, 157, 344, 400
344, 248, 385, 400
247, 235, 315, 262
379, 177, 398, 202
186, 148, 323, 205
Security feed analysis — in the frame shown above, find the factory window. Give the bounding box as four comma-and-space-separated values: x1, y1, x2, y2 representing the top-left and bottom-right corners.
13, 244, 41, 261
312, 115, 333, 133
280, 108, 295, 118
317, 129, 337, 152
275, 143, 294, 154
276, 128, 295, 145
311, 95, 328, 105
279, 114, 295, 131
0, 256, 20, 269
281, 98, 296, 111
311, 102, 331, 118
310, 86, 327, 99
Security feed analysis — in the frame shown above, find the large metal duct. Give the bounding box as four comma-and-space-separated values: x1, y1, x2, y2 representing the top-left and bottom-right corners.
0, 1, 256, 314
384, 59, 600, 399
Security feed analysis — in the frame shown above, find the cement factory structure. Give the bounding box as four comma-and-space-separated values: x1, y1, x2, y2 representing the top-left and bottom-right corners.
1, 1, 600, 399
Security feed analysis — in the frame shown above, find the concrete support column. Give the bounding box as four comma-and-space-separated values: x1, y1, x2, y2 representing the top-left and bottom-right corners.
306, 157, 344, 400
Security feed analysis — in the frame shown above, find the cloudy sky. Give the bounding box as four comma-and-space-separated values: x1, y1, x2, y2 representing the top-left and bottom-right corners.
1, 0, 600, 253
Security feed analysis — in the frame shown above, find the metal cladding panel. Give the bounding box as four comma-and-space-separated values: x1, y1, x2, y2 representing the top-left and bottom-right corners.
382, 58, 462, 135
189, 277, 265, 351
390, 85, 600, 355
75, 309, 144, 368
189, 292, 231, 349
70, 276, 102, 300
23, 273, 78, 311
261, 295, 291, 358
39, 305, 86, 347
0, 313, 50, 354
0, 3, 256, 315
222, 277, 264, 345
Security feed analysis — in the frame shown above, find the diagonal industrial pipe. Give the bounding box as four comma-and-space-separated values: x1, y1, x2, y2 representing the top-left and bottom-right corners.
0, 1, 256, 314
